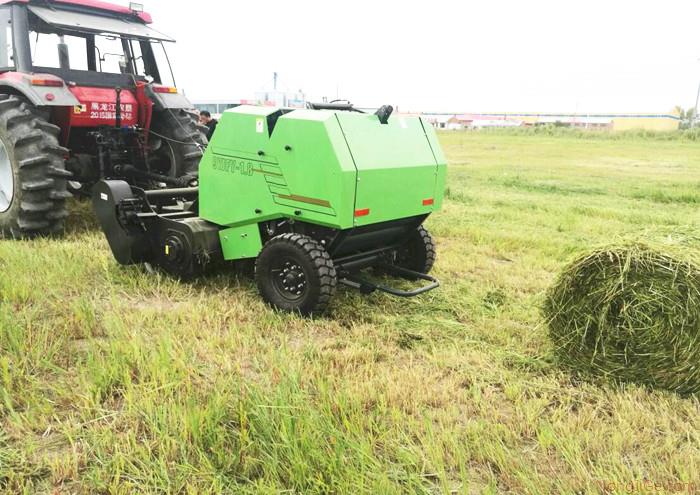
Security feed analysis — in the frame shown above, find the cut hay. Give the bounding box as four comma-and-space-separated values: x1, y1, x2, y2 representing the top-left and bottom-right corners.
544, 242, 700, 395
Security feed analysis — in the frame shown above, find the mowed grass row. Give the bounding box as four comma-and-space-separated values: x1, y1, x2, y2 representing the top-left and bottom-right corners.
1, 131, 700, 494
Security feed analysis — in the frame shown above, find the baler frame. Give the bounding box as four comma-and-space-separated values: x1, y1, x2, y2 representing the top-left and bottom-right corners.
94, 180, 440, 303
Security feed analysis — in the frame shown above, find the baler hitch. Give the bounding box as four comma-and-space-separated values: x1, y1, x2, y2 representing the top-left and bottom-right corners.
117, 164, 198, 188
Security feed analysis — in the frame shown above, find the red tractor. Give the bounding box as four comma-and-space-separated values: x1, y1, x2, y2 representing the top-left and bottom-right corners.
0, 0, 207, 238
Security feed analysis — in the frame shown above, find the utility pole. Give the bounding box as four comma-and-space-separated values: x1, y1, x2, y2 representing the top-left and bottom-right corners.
273, 72, 278, 91
694, 82, 700, 127
694, 60, 700, 127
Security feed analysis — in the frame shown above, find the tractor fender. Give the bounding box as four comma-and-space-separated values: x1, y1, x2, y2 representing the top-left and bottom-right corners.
0, 72, 79, 107
146, 84, 194, 111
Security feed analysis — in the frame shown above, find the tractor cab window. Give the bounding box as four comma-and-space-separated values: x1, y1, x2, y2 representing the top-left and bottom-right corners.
28, 29, 174, 84
26, 11, 173, 82
94, 35, 128, 74
30, 29, 132, 74
127, 39, 171, 85
0, 8, 13, 69
30, 32, 88, 70
149, 41, 175, 87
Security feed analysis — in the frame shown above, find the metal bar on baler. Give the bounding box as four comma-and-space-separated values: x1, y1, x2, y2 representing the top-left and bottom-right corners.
144, 187, 198, 200
339, 267, 440, 298
333, 245, 398, 272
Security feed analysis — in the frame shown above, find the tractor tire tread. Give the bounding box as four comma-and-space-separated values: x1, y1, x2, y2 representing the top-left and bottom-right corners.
43, 144, 70, 155
183, 151, 202, 160
0, 98, 21, 111
150, 108, 207, 178
21, 179, 54, 191
35, 121, 62, 136
49, 190, 73, 200
47, 165, 73, 178
14, 130, 44, 147
19, 155, 50, 169
0, 95, 70, 238
6, 113, 34, 128
20, 201, 53, 213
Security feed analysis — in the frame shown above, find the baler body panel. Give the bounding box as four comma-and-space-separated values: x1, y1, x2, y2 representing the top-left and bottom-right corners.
198, 105, 446, 261
419, 117, 448, 210
199, 106, 357, 233
334, 113, 441, 226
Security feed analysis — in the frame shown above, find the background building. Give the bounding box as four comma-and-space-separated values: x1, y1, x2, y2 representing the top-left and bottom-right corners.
192, 99, 255, 118
424, 111, 681, 131
193, 72, 306, 118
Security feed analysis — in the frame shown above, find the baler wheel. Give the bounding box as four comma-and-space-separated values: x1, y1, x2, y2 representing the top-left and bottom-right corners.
391, 225, 436, 275
0, 95, 70, 238
255, 233, 337, 315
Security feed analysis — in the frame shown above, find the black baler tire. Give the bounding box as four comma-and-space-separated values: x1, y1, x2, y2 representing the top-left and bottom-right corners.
150, 108, 208, 178
255, 233, 337, 315
0, 95, 70, 238
392, 225, 436, 275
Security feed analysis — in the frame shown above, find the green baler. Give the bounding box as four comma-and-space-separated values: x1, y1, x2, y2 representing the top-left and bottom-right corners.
94, 104, 447, 314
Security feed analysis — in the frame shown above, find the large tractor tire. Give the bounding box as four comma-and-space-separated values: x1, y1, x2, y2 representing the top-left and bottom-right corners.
150, 108, 208, 180
0, 95, 70, 239
255, 233, 338, 315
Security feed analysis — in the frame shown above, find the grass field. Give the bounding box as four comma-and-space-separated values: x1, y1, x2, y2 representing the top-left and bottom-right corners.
2, 130, 700, 494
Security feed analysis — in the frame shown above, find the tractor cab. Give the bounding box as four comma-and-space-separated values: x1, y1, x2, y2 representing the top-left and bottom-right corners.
0, 0, 208, 239
0, 1, 175, 86
0, 1, 193, 130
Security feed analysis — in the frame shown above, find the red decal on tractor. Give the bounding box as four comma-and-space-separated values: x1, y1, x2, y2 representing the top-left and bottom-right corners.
68, 87, 138, 127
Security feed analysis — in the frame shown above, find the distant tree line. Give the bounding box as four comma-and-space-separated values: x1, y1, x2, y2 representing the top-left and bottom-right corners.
675, 106, 696, 129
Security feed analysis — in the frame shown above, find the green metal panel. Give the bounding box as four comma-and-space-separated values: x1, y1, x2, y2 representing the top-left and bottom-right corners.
266, 110, 357, 227
219, 223, 263, 260
420, 118, 448, 209
199, 106, 357, 230
335, 113, 441, 226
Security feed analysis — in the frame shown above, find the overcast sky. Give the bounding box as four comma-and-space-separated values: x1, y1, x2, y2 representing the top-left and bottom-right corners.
143, 0, 700, 114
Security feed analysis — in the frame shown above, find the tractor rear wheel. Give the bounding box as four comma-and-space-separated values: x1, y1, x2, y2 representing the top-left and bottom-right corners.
0, 95, 70, 238
255, 233, 337, 315
150, 108, 208, 180
389, 225, 436, 274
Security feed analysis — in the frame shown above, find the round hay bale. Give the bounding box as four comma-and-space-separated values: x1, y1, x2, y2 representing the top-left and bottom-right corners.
544, 243, 700, 395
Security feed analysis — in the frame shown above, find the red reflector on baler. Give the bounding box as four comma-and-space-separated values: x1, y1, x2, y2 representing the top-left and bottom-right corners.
354, 208, 370, 217
422, 198, 434, 206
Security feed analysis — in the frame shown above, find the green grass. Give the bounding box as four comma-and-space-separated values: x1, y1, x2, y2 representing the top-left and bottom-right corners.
2, 130, 700, 493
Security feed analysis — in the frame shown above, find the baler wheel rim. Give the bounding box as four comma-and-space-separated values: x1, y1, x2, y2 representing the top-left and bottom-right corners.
270, 258, 308, 300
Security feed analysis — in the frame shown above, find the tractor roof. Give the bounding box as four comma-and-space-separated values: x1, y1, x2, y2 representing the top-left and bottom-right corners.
0, 0, 153, 23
